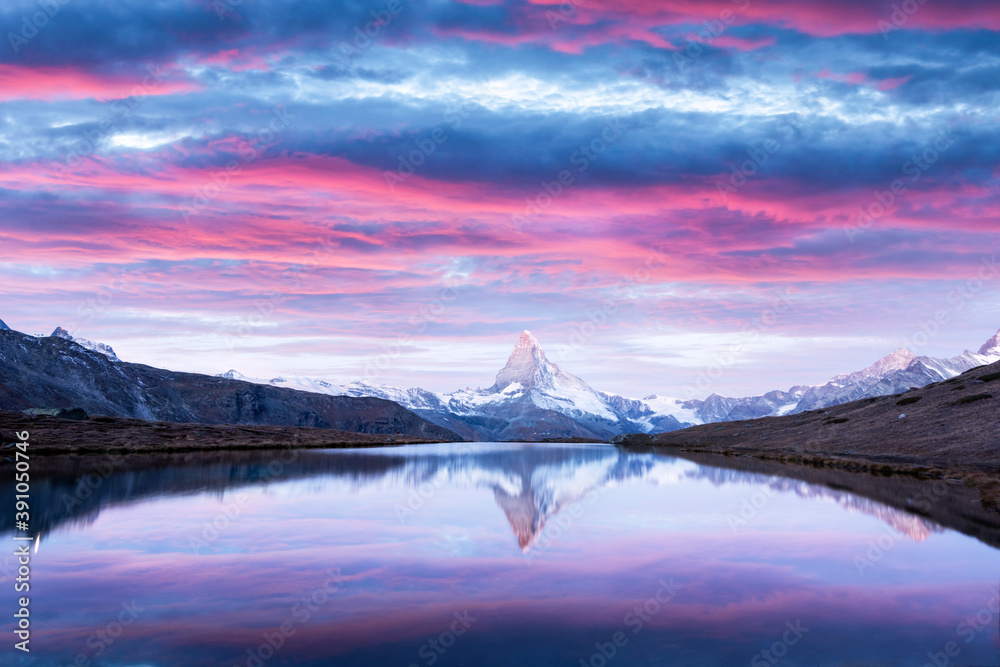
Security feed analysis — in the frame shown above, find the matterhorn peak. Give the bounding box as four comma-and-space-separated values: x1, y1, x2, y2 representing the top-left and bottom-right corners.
517, 330, 541, 350
493, 330, 551, 391
977, 328, 1000, 357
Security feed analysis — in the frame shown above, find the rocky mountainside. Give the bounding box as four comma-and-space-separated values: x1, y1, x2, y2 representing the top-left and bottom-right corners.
0, 328, 460, 441
50, 326, 120, 361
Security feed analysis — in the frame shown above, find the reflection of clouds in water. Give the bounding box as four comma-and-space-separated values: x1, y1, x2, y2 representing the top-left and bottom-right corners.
12, 445, 999, 667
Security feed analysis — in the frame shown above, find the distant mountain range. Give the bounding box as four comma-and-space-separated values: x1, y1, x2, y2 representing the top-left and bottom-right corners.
219, 328, 1000, 441
0, 327, 459, 441
3, 318, 998, 443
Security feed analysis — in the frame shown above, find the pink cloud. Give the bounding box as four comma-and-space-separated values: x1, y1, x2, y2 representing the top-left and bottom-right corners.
0, 65, 201, 101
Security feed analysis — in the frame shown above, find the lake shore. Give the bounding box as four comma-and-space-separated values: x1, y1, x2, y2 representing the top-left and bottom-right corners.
616, 360, 1000, 510
0, 410, 444, 455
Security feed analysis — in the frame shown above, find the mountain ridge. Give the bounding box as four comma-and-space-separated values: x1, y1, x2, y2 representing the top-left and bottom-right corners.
7, 320, 998, 443
0, 328, 460, 441
216, 328, 1000, 441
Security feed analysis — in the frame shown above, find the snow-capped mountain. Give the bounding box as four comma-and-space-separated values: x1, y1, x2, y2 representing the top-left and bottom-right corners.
689, 332, 1000, 421
49, 326, 120, 361
792, 345, 999, 413
222, 327, 1000, 440
979, 330, 1000, 356
828, 348, 916, 386
221, 331, 689, 441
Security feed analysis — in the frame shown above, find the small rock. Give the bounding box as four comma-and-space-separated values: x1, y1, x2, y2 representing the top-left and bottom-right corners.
898, 413, 906, 419
22, 407, 89, 421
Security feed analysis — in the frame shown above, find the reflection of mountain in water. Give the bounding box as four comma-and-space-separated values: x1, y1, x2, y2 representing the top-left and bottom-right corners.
5, 444, 947, 551
481, 451, 941, 549
691, 467, 937, 542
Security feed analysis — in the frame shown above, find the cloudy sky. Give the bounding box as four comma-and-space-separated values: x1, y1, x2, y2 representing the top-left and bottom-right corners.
1, 0, 998, 398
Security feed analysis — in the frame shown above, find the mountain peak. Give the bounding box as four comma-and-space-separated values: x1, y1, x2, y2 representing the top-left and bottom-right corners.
0, 318, 9, 331
516, 330, 542, 351
48, 326, 120, 362
829, 347, 916, 385
884, 348, 917, 365
494, 330, 550, 391
863, 348, 916, 376
978, 328, 1000, 357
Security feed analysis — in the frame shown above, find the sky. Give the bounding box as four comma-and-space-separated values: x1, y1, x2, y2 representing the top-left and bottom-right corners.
1, 0, 999, 398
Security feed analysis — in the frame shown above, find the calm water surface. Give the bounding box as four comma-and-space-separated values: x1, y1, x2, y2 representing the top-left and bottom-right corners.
4, 442, 999, 666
